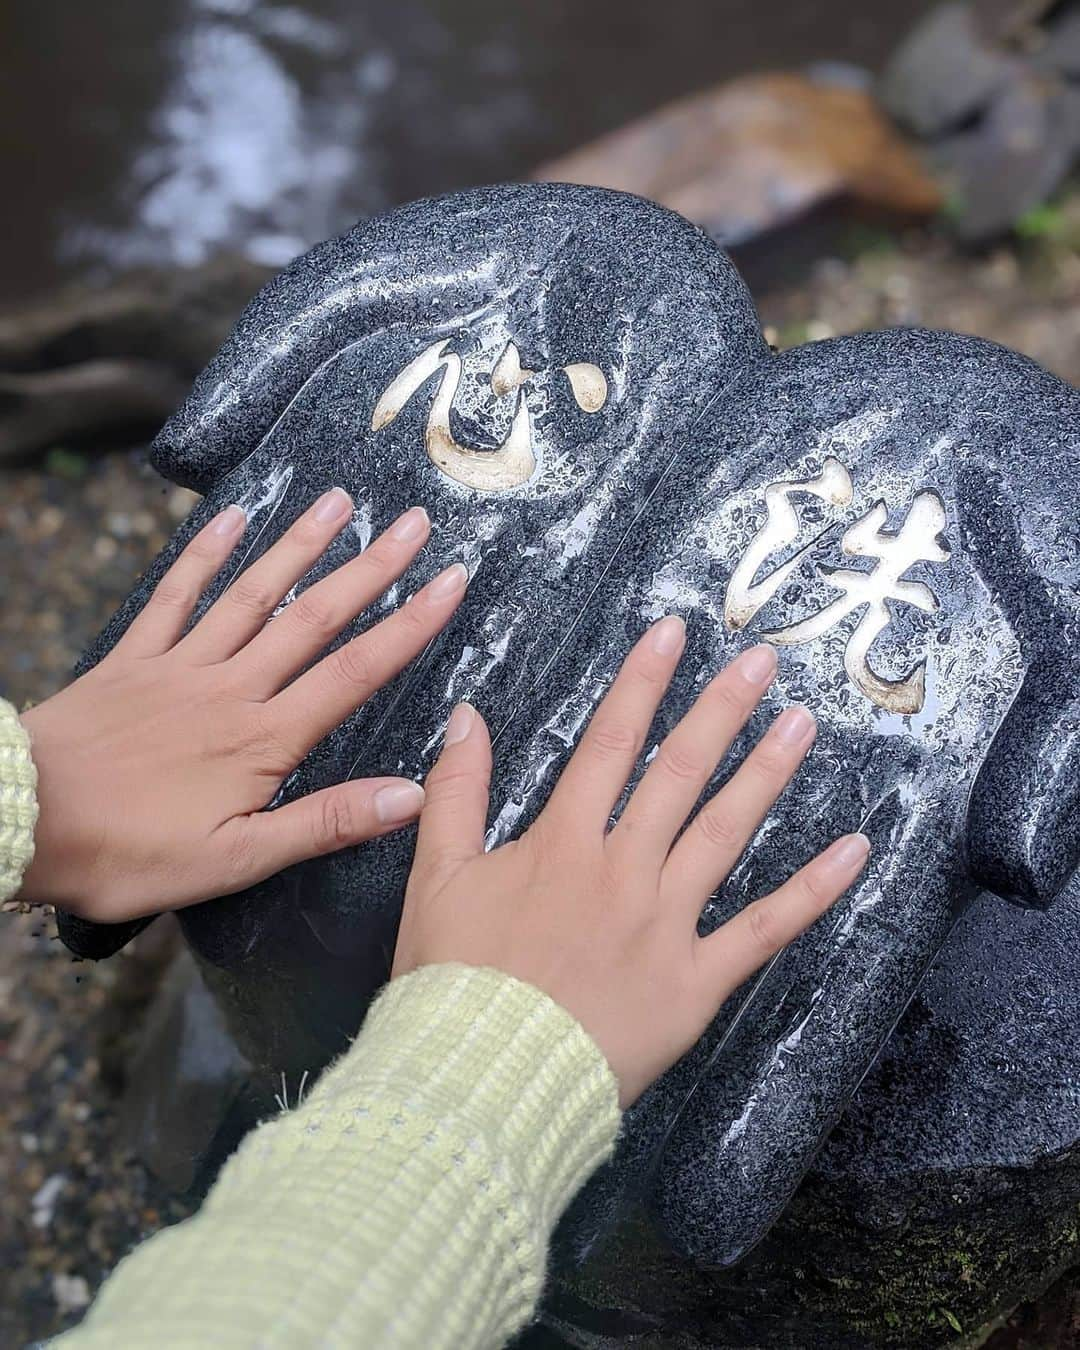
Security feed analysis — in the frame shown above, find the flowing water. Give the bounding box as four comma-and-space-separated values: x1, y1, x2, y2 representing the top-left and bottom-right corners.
1, 0, 934, 301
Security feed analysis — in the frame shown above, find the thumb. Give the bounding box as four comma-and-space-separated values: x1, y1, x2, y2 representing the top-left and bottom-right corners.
413, 702, 492, 882
225, 776, 426, 884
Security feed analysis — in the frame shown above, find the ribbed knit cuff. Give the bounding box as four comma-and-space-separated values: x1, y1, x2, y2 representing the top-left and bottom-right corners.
0, 698, 38, 904
59, 964, 621, 1350
310, 964, 622, 1232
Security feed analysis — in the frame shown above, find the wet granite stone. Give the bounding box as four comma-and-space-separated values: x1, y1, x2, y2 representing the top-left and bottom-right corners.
58, 184, 1080, 1305
536, 868, 1080, 1348
555, 326, 1080, 1267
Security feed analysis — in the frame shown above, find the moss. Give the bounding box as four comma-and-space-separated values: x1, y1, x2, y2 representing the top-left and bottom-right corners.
547, 1164, 1080, 1350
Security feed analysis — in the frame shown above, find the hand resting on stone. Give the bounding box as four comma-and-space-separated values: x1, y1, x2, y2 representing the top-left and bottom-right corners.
395, 617, 870, 1106
17, 488, 464, 922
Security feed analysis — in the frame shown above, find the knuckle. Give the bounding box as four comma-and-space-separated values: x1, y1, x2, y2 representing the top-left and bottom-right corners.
657, 740, 708, 784
428, 762, 479, 804
290, 591, 337, 634
707, 676, 754, 721
392, 599, 430, 640
183, 534, 219, 565
150, 578, 198, 612
227, 576, 276, 618
223, 828, 259, 883
799, 865, 832, 906
328, 640, 377, 692
630, 650, 671, 693
586, 716, 640, 761
745, 743, 790, 784
316, 792, 357, 852
694, 805, 740, 853
746, 899, 782, 953
360, 537, 398, 575
379, 604, 427, 656
292, 512, 332, 547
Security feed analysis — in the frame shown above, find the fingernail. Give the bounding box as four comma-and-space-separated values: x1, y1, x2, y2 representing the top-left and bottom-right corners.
374, 780, 425, 824
774, 705, 815, 745
826, 833, 871, 871
735, 643, 778, 684
392, 505, 429, 542
314, 487, 352, 523
211, 504, 246, 537
444, 702, 475, 746
425, 562, 468, 601
650, 614, 686, 657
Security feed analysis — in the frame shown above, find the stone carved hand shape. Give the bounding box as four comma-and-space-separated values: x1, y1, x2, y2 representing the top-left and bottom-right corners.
61, 185, 1080, 1269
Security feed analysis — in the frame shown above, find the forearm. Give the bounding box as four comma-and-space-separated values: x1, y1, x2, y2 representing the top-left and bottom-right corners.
56, 963, 620, 1349
0, 697, 38, 904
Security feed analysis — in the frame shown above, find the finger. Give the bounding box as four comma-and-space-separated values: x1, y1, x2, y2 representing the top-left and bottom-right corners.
218, 776, 426, 887
268, 562, 469, 758
181, 487, 362, 663
697, 833, 871, 1000
412, 703, 493, 881
236, 503, 433, 695
615, 645, 778, 860
543, 615, 686, 836
663, 703, 817, 907
113, 504, 247, 658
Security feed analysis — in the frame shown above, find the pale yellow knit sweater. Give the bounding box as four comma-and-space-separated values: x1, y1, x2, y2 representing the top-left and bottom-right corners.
0, 697, 622, 1348
0, 697, 37, 900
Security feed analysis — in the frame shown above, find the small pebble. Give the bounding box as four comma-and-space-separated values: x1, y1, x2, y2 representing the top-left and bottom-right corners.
52, 1273, 91, 1313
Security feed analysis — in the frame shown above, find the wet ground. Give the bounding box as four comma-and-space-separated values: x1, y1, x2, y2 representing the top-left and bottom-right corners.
2, 204, 1078, 1345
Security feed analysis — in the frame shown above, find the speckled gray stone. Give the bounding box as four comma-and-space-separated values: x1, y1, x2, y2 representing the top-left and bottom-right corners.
537, 868, 1080, 1348
58, 185, 1080, 1292
559, 325, 1080, 1267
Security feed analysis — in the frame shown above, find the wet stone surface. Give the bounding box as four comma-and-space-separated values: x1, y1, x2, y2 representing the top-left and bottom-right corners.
535, 866, 1080, 1349
54, 184, 1080, 1340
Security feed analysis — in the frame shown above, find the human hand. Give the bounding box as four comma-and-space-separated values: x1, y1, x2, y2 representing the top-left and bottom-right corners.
19, 489, 467, 923
394, 616, 870, 1106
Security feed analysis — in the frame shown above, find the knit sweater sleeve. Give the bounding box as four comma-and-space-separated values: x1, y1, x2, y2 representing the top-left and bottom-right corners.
56, 963, 622, 1349
0, 697, 38, 903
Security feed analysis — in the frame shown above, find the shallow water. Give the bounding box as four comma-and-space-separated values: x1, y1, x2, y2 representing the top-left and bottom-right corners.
2, 0, 933, 300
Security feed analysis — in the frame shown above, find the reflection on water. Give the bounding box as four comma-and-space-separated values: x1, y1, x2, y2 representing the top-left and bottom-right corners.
2, 0, 934, 298
69, 5, 380, 269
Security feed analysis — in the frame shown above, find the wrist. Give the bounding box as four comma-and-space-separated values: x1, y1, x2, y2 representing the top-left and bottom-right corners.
13, 702, 100, 911
313, 964, 622, 1228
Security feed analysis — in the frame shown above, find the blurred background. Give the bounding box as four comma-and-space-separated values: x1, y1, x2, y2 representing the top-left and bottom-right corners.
1, 1, 1078, 1344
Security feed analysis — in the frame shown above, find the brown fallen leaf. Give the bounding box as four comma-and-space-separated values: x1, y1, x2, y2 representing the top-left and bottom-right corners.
533, 72, 942, 244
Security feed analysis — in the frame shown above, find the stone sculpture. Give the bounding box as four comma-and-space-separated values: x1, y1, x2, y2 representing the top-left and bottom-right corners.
57, 184, 1080, 1343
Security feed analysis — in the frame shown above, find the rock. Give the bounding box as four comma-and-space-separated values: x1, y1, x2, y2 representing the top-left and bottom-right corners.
552, 322, 1080, 1272
880, 0, 1080, 238
31, 1174, 66, 1230
51, 1273, 91, 1315
118, 948, 258, 1194
931, 74, 1080, 239
532, 73, 941, 247
879, 3, 1014, 138
58, 184, 1080, 1340
537, 869, 1080, 1349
